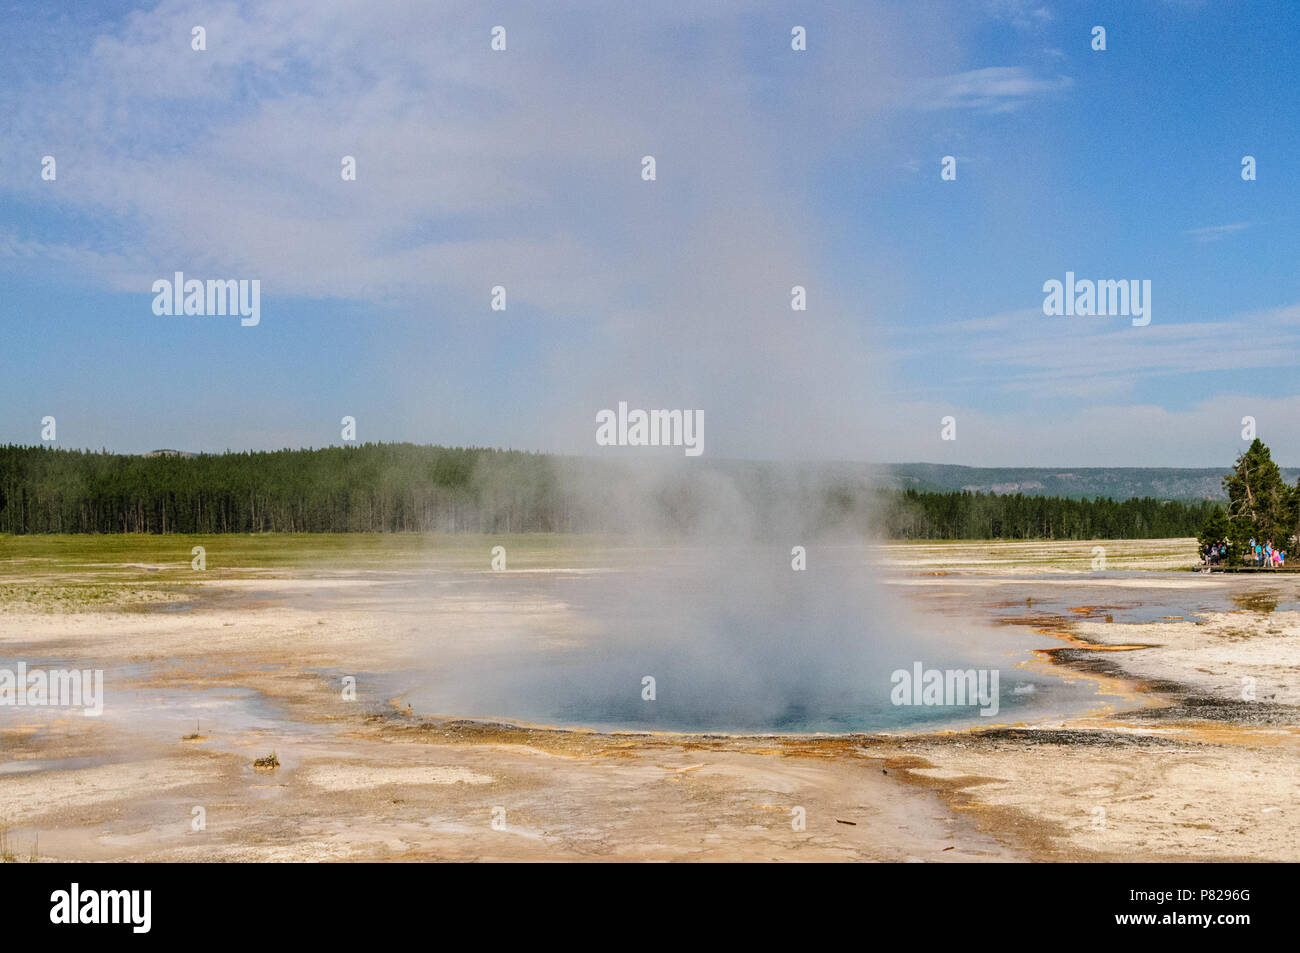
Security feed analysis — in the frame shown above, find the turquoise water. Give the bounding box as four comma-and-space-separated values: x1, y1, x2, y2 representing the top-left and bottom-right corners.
386, 554, 1111, 733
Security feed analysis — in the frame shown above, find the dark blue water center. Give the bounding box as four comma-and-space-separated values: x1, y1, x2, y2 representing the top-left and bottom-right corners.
386, 557, 1107, 733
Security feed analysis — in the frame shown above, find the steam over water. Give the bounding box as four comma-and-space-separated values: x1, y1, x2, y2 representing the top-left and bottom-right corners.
387, 545, 1091, 733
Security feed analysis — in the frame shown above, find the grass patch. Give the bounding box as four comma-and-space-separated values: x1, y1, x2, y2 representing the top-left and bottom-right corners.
0, 828, 36, 863
0, 581, 188, 613
0, 532, 633, 575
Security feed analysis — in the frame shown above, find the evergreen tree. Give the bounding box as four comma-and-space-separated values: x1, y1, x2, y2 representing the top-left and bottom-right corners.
1223, 439, 1291, 556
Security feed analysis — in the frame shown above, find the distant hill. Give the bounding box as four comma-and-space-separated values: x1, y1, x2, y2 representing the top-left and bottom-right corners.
879, 464, 1300, 501
113, 454, 1283, 500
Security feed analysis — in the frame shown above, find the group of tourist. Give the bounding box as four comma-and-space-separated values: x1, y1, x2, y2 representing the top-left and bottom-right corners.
1202, 538, 1287, 568
1251, 539, 1286, 567
1202, 541, 1228, 566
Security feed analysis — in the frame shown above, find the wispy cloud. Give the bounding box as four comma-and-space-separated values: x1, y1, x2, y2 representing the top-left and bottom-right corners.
1184, 223, 1250, 242
986, 1, 1054, 31
889, 303, 1300, 400
914, 66, 1072, 113
1, 0, 930, 460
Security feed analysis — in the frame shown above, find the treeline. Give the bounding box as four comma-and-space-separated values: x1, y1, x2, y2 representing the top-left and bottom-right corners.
0, 444, 568, 534
878, 488, 1218, 540
0, 443, 1221, 539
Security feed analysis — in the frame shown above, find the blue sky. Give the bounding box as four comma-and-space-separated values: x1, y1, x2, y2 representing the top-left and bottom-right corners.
3, 0, 1299, 465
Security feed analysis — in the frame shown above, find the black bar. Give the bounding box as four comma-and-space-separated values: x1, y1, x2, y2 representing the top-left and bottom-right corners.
1, 861, 1279, 939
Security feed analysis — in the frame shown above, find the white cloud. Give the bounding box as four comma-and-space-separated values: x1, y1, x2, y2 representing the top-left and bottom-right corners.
986, 1, 1054, 31
913, 66, 1073, 113
1, 0, 944, 460
1184, 223, 1250, 242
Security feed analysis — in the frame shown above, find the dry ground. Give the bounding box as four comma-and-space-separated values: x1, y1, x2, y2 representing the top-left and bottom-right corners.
0, 535, 1295, 862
